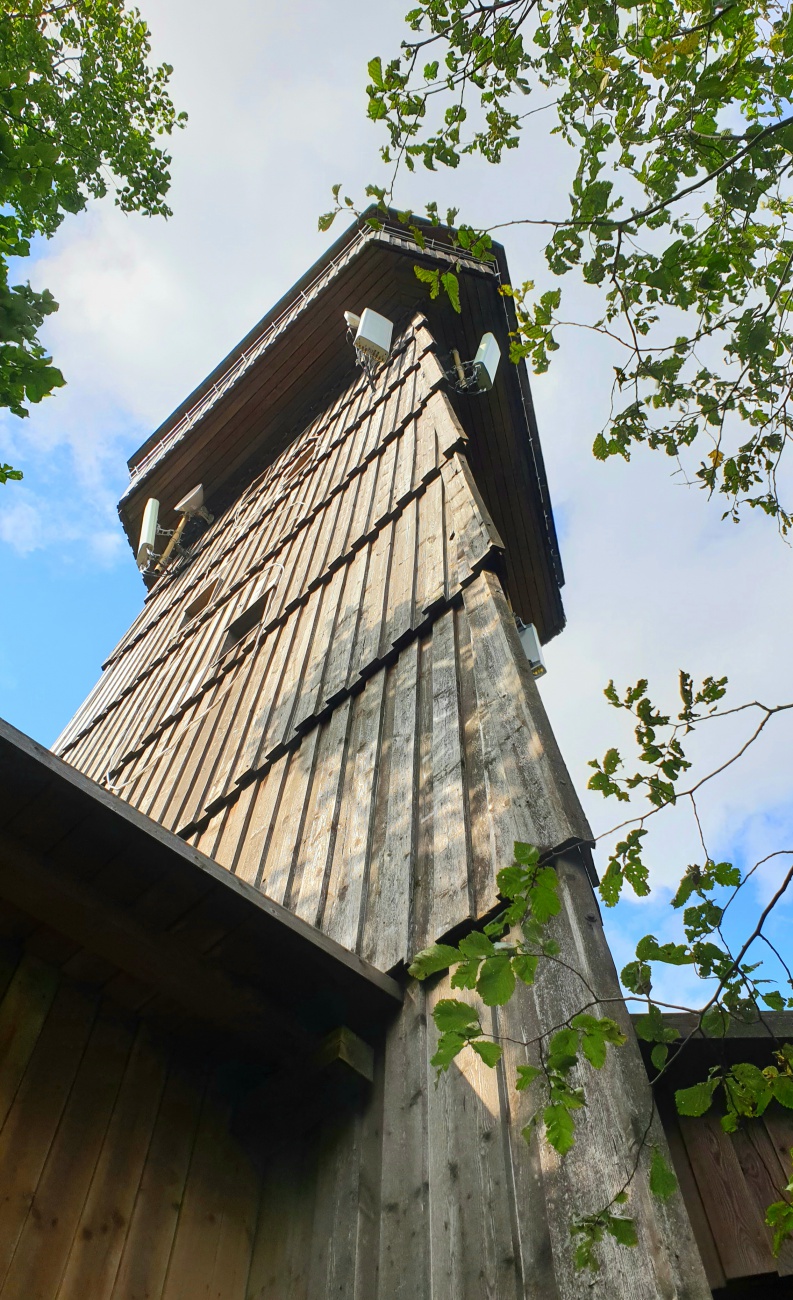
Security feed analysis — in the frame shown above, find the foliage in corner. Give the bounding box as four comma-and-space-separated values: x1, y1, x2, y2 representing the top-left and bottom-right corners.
0, 0, 186, 476
323, 0, 793, 532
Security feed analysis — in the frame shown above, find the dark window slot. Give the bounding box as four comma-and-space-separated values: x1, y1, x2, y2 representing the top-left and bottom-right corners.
182, 580, 219, 626
218, 591, 271, 659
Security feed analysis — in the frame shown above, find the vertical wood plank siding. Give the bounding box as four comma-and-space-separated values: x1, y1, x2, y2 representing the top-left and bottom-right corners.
174, 577, 590, 967
0, 933, 712, 1300
53, 318, 589, 971
659, 1094, 793, 1286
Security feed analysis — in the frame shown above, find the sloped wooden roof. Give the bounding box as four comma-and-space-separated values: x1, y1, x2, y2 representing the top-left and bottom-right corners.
0, 717, 400, 1062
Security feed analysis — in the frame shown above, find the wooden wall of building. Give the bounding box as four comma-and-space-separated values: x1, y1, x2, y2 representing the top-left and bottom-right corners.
0, 881, 711, 1300
0, 947, 260, 1300
659, 1092, 793, 1293
46, 314, 713, 1298
53, 319, 590, 972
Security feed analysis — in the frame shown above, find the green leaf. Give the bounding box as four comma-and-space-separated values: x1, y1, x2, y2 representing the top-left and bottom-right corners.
633, 1004, 678, 1045
547, 1027, 578, 1069
675, 1079, 719, 1117
772, 1075, 793, 1109
621, 960, 652, 995
650, 1043, 669, 1071
441, 271, 461, 313
367, 57, 384, 88
649, 1147, 677, 1199
458, 930, 495, 959
433, 998, 479, 1034
477, 954, 516, 1006
515, 1063, 542, 1091
413, 264, 440, 297
470, 1039, 503, 1067
497, 865, 529, 898
762, 991, 787, 1011
514, 842, 540, 866
513, 952, 539, 985
635, 935, 693, 967
605, 1215, 638, 1248
450, 958, 480, 989
431, 1031, 468, 1072
572, 1015, 627, 1068
408, 944, 460, 979
530, 867, 561, 923
701, 1006, 731, 1038
318, 211, 337, 232
766, 1199, 793, 1256
544, 1103, 576, 1154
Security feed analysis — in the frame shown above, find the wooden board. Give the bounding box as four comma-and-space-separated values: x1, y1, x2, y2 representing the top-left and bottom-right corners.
678, 1110, 777, 1278
109, 1057, 208, 1300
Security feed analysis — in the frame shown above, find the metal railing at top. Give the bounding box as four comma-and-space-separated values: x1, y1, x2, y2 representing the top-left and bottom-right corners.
123, 223, 498, 498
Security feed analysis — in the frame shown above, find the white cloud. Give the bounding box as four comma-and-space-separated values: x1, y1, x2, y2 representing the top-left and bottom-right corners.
0, 494, 46, 555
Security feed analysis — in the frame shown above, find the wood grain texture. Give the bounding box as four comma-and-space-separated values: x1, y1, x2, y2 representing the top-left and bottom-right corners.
678, 1110, 776, 1279
187, 578, 593, 972
55, 1026, 167, 1299
0, 955, 58, 1132
657, 1094, 726, 1291
0, 984, 98, 1284
0, 1004, 132, 1300
109, 1058, 208, 1300
731, 1119, 793, 1274
425, 976, 522, 1300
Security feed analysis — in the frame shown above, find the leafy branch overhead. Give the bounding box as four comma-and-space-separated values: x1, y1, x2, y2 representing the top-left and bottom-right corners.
323, 0, 793, 530
0, 0, 186, 476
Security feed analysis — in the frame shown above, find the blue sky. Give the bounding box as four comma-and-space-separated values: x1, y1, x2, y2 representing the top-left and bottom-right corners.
0, 0, 791, 1009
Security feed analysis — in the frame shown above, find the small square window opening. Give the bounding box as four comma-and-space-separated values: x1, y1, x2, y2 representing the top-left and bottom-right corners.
182, 580, 219, 626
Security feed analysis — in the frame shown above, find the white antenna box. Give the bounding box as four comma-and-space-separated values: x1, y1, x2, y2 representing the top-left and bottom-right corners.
354, 309, 393, 366
175, 483, 205, 515
518, 620, 546, 678
473, 332, 501, 391
136, 498, 160, 571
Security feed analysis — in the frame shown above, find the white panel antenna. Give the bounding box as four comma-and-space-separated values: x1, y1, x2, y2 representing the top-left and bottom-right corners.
447, 332, 502, 394
355, 309, 393, 366
473, 333, 501, 391
517, 620, 546, 678
345, 307, 393, 387
137, 498, 160, 571
155, 483, 214, 573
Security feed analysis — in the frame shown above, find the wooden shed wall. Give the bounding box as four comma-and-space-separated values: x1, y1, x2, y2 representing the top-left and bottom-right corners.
0, 869, 710, 1300
658, 1092, 793, 1292
0, 947, 261, 1300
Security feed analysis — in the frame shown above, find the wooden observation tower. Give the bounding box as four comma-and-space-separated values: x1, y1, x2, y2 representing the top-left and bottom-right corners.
0, 212, 761, 1297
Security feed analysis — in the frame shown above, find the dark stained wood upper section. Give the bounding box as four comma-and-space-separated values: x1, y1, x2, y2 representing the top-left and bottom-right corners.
120, 211, 565, 640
